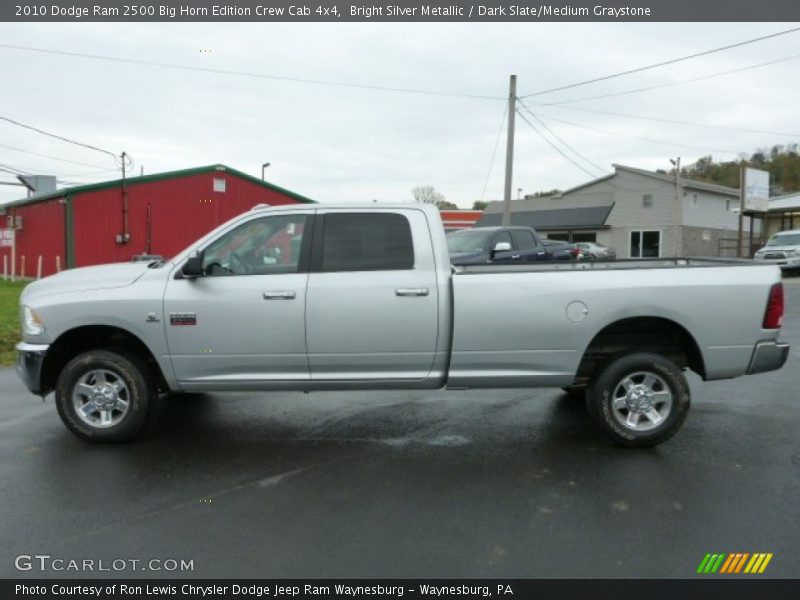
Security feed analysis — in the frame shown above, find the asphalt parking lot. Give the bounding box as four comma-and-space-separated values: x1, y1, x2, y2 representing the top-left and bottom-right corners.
1, 281, 798, 580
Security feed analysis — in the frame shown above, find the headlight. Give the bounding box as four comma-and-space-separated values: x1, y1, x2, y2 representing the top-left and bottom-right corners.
21, 305, 45, 336
787, 250, 800, 258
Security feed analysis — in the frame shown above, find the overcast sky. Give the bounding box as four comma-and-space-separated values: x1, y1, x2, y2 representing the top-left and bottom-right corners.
0, 22, 798, 206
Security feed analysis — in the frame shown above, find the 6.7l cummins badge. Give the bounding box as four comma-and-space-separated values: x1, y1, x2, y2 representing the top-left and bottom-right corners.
170, 312, 197, 326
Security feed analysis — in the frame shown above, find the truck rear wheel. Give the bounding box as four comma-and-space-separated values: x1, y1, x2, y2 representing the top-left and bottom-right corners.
586, 352, 690, 448
55, 349, 155, 443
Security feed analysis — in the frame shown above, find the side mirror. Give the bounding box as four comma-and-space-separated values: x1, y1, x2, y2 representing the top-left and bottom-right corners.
181, 251, 204, 278
493, 241, 512, 253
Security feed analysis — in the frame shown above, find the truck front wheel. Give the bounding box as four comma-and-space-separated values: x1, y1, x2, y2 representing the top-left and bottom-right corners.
586, 352, 690, 448
55, 349, 155, 443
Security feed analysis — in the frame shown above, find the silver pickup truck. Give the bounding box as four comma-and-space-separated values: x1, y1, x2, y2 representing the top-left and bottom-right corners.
16, 204, 789, 447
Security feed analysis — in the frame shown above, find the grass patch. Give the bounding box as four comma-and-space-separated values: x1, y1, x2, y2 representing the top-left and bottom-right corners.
0, 280, 27, 366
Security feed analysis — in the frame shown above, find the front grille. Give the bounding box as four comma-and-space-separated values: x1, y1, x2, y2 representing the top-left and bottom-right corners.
764, 252, 787, 259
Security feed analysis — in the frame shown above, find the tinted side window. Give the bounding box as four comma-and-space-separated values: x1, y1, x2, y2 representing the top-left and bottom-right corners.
321, 213, 414, 272
493, 231, 513, 249
511, 230, 536, 250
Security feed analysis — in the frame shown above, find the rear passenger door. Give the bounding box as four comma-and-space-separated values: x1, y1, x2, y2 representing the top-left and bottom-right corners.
305, 209, 439, 381
511, 229, 547, 262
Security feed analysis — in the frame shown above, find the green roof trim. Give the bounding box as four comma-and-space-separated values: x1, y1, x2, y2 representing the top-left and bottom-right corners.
3, 164, 316, 208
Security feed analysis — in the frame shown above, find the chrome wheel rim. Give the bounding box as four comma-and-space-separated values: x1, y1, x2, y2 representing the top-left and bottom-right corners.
71, 369, 131, 428
611, 371, 673, 432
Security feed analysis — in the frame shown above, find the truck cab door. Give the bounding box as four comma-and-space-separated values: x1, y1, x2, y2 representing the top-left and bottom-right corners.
489, 230, 519, 263
305, 209, 439, 382
510, 229, 547, 262
163, 212, 313, 389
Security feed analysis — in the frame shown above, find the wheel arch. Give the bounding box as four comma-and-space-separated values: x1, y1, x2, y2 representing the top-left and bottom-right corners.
576, 316, 706, 382
41, 325, 169, 396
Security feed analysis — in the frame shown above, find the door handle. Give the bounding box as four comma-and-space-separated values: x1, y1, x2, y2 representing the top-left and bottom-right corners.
263, 291, 296, 300
395, 288, 429, 297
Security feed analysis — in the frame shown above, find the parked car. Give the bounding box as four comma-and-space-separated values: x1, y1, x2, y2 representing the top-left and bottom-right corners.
447, 226, 579, 265
541, 238, 584, 260
575, 241, 616, 260
754, 229, 800, 273
16, 204, 788, 448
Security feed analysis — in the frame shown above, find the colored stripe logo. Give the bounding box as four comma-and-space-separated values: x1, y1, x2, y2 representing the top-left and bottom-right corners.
696, 553, 773, 574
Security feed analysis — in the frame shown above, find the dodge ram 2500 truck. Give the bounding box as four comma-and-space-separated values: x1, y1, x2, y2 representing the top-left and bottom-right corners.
16, 204, 789, 447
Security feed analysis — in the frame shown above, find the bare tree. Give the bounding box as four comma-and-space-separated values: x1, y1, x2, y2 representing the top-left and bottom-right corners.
412, 185, 445, 205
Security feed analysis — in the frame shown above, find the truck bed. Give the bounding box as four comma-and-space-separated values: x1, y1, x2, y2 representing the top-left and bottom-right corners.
454, 257, 757, 275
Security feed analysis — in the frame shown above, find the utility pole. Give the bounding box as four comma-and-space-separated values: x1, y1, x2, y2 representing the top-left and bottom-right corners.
502, 75, 517, 226
671, 157, 682, 257
120, 151, 129, 243
737, 160, 745, 258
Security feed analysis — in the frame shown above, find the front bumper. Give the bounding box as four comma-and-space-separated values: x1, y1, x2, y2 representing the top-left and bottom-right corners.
747, 341, 790, 375
754, 257, 800, 271
16, 342, 49, 395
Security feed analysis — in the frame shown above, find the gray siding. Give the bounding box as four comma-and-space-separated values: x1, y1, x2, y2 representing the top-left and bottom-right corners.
484, 166, 753, 258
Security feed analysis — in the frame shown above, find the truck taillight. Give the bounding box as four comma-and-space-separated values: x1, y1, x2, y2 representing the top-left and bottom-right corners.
763, 283, 784, 329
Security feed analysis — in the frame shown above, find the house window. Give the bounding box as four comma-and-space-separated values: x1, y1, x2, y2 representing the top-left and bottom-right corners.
571, 232, 597, 243
630, 230, 661, 258
691, 193, 698, 207
642, 194, 653, 208
213, 178, 226, 193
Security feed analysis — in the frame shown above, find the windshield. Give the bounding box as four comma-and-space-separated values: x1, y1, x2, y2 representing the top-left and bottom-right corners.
447, 231, 494, 253
766, 233, 800, 247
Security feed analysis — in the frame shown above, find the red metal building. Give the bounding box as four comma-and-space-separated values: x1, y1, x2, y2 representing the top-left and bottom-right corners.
0, 164, 314, 278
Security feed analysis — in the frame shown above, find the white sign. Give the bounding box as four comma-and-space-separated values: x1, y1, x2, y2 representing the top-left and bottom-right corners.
0, 229, 13, 248
743, 168, 769, 212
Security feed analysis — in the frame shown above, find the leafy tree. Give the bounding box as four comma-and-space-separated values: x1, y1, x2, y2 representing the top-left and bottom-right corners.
680, 145, 800, 194
472, 200, 488, 210
436, 200, 459, 210
524, 189, 562, 199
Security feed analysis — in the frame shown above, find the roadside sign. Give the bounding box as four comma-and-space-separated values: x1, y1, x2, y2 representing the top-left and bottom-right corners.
742, 168, 769, 212
0, 229, 13, 247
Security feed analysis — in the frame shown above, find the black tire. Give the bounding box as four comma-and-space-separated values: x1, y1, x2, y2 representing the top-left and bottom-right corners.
55, 349, 155, 443
561, 385, 586, 401
585, 352, 690, 448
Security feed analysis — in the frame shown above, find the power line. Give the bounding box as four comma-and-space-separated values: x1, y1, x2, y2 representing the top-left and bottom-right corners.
528, 109, 740, 155
540, 105, 800, 138
0, 116, 117, 158
514, 105, 712, 198
0, 164, 32, 176
527, 51, 800, 106
519, 26, 800, 99
480, 104, 508, 202
0, 43, 505, 101
515, 109, 600, 179
521, 108, 609, 175
0, 143, 113, 169
0, 159, 118, 183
